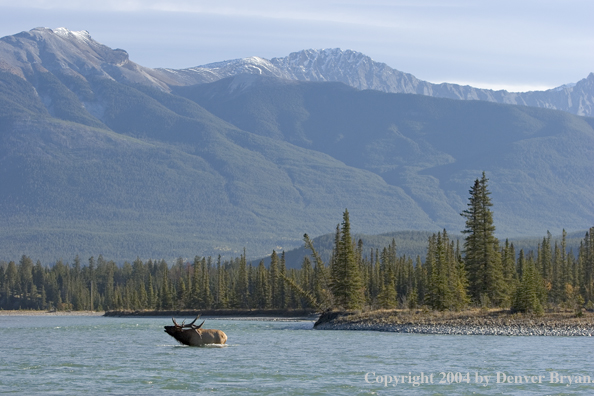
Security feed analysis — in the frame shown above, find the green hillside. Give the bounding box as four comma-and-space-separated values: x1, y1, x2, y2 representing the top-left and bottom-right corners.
0, 73, 436, 263
176, 75, 594, 237
1, 69, 592, 264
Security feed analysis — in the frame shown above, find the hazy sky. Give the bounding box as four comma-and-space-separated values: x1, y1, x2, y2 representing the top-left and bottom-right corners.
0, 0, 592, 92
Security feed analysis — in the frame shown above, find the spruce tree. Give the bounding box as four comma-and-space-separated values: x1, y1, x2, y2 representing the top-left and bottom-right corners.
330, 209, 365, 310
236, 250, 249, 309
329, 224, 342, 299
303, 233, 332, 310
201, 257, 212, 308
255, 260, 270, 308
278, 252, 287, 309
426, 231, 469, 311
269, 251, 279, 308
191, 256, 201, 308
579, 228, 594, 304
377, 263, 397, 309
512, 258, 546, 315
160, 264, 173, 310
216, 255, 228, 308
501, 239, 518, 306
461, 172, 506, 306
300, 256, 313, 294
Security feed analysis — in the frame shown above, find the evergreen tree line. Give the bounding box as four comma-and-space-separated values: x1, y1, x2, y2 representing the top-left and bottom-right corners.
1, 222, 592, 314
0, 252, 302, 312
307, 207, 594, 315
1, 175, 593, 314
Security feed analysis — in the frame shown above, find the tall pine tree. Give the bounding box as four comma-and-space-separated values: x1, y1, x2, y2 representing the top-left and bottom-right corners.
461, 172, 506, 306
330, 209, 365, 310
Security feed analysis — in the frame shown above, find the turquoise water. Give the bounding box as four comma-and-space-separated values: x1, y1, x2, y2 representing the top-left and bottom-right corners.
1, 315, 593, 395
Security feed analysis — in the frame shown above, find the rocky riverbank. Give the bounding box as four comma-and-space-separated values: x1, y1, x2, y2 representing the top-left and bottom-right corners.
313, 309, 594, 336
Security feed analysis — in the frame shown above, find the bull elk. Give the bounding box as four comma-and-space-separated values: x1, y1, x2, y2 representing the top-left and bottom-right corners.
164, 315, 227, 346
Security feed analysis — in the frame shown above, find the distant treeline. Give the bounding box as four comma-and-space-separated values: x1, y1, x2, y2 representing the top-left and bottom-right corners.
1, 174, 593, 314
1, 227, 592, 314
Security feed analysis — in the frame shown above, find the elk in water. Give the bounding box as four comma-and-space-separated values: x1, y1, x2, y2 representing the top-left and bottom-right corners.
164, 315, 227, 346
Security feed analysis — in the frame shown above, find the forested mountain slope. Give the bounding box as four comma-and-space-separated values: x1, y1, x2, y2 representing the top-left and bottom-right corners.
175, 74, 594, 238
0, 28, 592, 263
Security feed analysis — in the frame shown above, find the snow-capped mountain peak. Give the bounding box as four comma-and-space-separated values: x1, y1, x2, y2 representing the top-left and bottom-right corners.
1, 28, 593, 117
160, 47, 594, 117
51, 27, 92, 42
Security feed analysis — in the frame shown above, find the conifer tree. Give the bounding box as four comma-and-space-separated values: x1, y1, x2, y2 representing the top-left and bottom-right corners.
414, 256, 427, 305
18, 255, 33, 301
269, 251, 279, 308
560, 230, 572, 294
235, 250, 249, 308
512, 257, 546, 315
377, 263, 397, 309
215, 255, 228, 308
177, 278, 187, 309
461, 172, 506, 306
300, 256, 313, 294
278, 252, 287, 309
368, 250, 381, 307
426, 231, 468, 310
201, 257, 212, 308
303, 233, 333, 310
329, 224, 342, 298
501, 239, 518, 306
255, 260, 270, 308
330, 209, 365, 310
539, 232, 553, 284
517, 249, 525, 280
427, 233, 449, 310
579, 228, 594, 304
191, 256, 201, 308
146, 273, 155, 309
159, 260, 173, 309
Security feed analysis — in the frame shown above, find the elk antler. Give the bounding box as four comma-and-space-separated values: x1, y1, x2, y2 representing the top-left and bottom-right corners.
191, 320, 205, 330
173, 316, 204, 330
187, 314, 201, 327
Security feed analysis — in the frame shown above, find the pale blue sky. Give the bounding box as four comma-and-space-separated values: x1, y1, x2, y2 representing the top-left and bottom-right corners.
0, 0, 592, 92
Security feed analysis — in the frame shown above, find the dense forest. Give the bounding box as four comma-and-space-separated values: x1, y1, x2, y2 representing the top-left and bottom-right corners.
1, 174, 593, 315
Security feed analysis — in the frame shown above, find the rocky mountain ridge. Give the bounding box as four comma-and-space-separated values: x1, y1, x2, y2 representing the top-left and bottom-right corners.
1, 27, 592, 117
162, 48, 594, 117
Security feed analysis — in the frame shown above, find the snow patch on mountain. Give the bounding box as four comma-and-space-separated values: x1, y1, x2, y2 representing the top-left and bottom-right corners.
553, 83, 576, 91
52, 27, 91, 42
1, 28, 593, 117
163, 48, 593, 117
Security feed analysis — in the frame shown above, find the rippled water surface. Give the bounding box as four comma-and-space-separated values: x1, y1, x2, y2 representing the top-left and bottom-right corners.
1, 315, 593, 395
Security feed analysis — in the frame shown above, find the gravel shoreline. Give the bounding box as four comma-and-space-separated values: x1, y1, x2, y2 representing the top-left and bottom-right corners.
313, 310, 594, 336
314, 321, 594, 336
0, 310, 105, 316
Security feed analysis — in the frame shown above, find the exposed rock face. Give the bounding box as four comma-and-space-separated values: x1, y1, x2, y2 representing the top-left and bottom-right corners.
2, 28, 593, 116
0, 27, 180, 90
161, 48, 594, 117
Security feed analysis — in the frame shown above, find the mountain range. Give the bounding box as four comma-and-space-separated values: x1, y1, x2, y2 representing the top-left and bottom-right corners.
0, 27, 593, 264
160, 49, 594, 118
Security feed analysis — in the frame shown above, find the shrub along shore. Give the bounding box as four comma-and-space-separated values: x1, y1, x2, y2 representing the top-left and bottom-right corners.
313, 309, 594, 336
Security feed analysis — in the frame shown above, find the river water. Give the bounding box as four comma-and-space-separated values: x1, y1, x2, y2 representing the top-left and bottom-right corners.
1, 315, 593, 395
